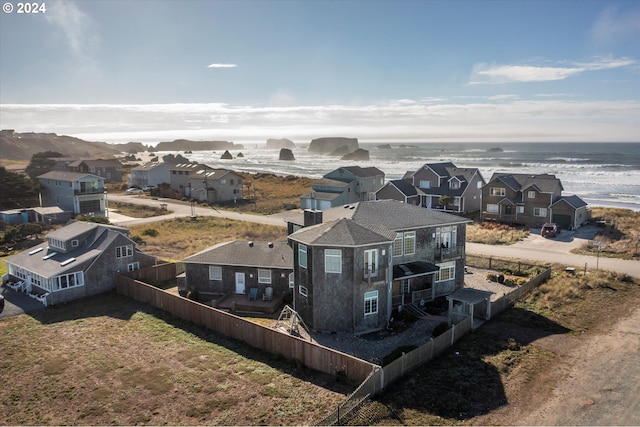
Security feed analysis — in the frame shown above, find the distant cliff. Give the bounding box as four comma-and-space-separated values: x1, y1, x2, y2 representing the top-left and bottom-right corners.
266, 138, 295, 149
154, 139, 244, 152
0, 131, 122, 161
308, 137, 359, 154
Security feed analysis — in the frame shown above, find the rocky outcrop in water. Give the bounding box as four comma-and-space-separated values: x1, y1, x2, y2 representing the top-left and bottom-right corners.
220, 150, 233, 159
266, 138, 295, 149
155, 139, 243, 152
308, 137, 359, 154
279, 148, 295, 161
341, 148, 370, 161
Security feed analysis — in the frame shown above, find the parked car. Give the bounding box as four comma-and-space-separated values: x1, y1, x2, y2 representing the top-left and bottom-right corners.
541, 223, 559, 238
126, 187, 144, 195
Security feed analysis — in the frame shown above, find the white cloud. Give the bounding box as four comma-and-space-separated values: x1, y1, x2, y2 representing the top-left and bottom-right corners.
591, 6, 640, 48
45, 0, 99, 59
470, 57, 636, 84
1, 99, 638, 144
207, 63, 238, 68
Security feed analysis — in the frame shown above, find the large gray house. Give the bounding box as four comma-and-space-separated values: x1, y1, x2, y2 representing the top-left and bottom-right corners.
300, 166, 385, 210
286, 200, 471, 335
37, 171, 106, 217
3, 221, 156, 306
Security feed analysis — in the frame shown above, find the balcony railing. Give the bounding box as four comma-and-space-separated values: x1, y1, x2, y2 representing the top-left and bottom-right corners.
74, 189, 104, 195
363, 267, 387, 283
435, 245, 463, 261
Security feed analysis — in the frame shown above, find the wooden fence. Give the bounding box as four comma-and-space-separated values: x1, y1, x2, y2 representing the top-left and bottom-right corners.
116, 275, 375, 383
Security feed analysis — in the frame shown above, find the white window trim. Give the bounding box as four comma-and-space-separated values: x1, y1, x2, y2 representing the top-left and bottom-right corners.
325, 249, 342, 273
490, 187, 506, 197
258, 269, 272, 284
487, 204, 499, 213
299, 244, 307, 269
364, 290, 378, 315
127, 262, 140, 272
209, 266, 222, 280
528, 191, 536, 199
116, 244, 133, 259
435, 261, 456, 283
299, 285, 308, 297
534, 207, 548, 217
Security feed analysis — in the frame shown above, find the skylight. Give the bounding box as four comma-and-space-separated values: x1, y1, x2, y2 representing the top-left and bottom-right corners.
42, 251, 58, 260
60, 257, 76, 266
29, 247, 44, 255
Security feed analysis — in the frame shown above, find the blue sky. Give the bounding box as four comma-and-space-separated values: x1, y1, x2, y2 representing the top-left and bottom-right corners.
0, 0, 639, 144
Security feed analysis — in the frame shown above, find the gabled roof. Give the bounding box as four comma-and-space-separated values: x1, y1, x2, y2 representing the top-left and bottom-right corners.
551, 195, 588, 209
5, 222, 133, 278
289, 218, 397, 246
488, 173, 563, 193
425, 162, 456, 177
322, 199, 470, 231
47, 220, 128, 241
182, 241, 292, 269
192, 168, 240, 180
312, 177, 350, 189
382, 179, 422, 197
37, 171, 102, 181
334, 166, 384, 178
68, 159, 121, 167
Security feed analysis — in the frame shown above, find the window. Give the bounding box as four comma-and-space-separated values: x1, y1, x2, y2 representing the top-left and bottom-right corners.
209, 266, 222, 280
403, 231, 416, 255
419, 180, 431, 189
49, 238, 65, 250
450, 180, 459, 189
71, 240, 79, 247
534, 207, 547, 217
436, 226, 457, 249
392, 234, 403, 257
258, 269, 271, 284
393, 231, 416, 257
299, 244, 307, 269
528, 191, 536, 199
52, 271, 84, 291
364, 249, 378, 277
127, 262, 140, 272
487, 204, 499, 213
299, 285, 308, 297
325, 249, 342, 273
477, 181, 483, 189
116, 245, 133, 259
490, 187, 506, 196
289, 272, 295, 289
401, 279, 410, 294
516, 206, 524, 214
364, 290, 378, 315
435, 262, 455, 282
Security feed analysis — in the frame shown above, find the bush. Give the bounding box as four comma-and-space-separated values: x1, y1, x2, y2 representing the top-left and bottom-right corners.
186, 289, 200, 301
141, 228, 159, 237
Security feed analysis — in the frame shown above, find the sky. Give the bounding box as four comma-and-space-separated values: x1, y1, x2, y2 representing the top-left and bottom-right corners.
0, 0, 639, 145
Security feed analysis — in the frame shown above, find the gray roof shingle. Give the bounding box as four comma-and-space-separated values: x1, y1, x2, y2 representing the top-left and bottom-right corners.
182, 241, 292, 269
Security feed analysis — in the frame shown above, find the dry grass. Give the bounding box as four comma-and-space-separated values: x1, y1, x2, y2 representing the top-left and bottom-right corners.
0, 294, 352, 425
109, 201, 171, 218
466, 222, 530, 245
572, 207, 640, 259
127, 216, 287, 261
238, 173, 316, 214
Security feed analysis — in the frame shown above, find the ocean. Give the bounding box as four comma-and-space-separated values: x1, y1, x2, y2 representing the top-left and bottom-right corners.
177, 142, 640, 211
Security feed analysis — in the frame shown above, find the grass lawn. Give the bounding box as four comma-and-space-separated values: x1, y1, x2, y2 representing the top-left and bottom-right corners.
349, 268, 639, 426
0, 293, 353, 426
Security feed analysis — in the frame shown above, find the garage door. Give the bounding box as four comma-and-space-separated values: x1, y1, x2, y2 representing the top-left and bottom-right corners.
553, 213, 572, 229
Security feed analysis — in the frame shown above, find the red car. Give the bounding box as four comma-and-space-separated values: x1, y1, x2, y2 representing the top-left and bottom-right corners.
541, 223, 559, 238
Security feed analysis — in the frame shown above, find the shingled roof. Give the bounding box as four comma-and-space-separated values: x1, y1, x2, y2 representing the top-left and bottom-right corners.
182, 241, 292, 269
289, 218, 397, 246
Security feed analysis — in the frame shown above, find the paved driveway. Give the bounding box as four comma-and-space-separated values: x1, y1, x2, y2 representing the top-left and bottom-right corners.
0, 284, 46, 319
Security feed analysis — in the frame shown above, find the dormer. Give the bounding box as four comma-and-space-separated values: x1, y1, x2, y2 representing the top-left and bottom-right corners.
448, 176, 465, 189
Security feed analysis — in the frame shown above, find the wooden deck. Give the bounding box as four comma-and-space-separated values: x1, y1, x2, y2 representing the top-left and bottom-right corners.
214, 292, 285, 315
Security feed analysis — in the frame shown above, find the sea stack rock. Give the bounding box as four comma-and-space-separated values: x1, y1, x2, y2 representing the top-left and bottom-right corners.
220, 150, 233, 159
328, 145, 351, 157
279, 148, 295, 161
308, 137, 359, 154
341, 148, 370, 161
266, 138, 295, 149
237, 152, 244, 158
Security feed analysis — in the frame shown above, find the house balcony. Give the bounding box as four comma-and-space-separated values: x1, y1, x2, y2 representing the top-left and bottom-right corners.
363, 267, 388, 284
74, 189, 105, 195
435, 246, 463, 261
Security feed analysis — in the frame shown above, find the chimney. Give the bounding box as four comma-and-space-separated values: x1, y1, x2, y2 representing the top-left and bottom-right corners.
303, 209, 323, 227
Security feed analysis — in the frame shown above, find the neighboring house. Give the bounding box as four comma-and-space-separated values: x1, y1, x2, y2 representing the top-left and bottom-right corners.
179, 241, 293, 301
188, 168, 243, 204
287, 200, 470, 334
300, 166, 385, 210
3, 221, 156, 306
67, 159, 123, 183
482, 173, 589, 228
37, 171, 106, 217
376, 162, 485, 214
128, 162, 174, 189
0, 207, 71, 226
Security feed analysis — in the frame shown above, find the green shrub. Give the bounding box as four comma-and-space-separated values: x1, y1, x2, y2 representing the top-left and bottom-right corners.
141, 228, 159, 237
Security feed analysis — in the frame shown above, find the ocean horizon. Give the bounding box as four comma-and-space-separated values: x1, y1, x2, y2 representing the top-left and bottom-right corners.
148, 141, 640, 212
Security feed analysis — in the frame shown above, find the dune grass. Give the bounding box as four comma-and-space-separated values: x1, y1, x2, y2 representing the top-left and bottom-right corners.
572, 207, 640, 260
466, 222, 530, 245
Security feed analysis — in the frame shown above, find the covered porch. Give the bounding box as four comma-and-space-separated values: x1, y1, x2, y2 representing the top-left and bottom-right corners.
446, 288, 494, 329
391, 261, 439, 309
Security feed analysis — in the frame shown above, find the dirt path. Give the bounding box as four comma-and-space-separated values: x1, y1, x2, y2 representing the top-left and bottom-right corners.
516, 304, 640, 426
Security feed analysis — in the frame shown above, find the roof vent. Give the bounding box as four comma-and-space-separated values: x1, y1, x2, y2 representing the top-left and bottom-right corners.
268, 242, 274, 248
248, 241, 254, 247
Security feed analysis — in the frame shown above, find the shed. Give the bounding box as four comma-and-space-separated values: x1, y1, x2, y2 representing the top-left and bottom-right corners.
446, 288, 494, 328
